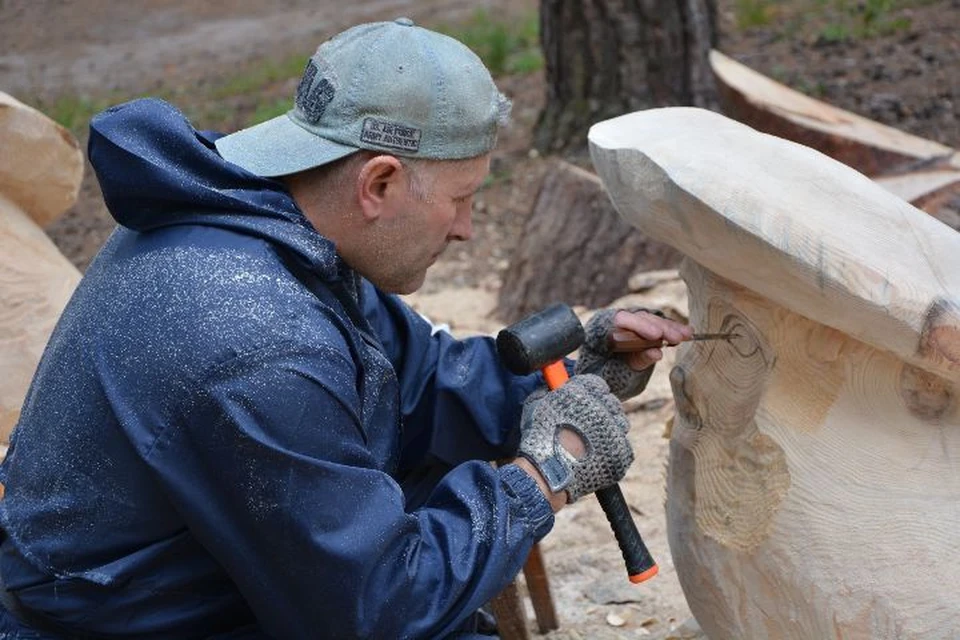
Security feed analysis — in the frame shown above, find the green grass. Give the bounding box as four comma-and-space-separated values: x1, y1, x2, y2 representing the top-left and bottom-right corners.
434, 9, 543, 77
209, 53, 308, 100
732, 0, 917, 42
27, 56, 304, 136
735, 0, 776, 28
820, 0, 913, 41
34, 95, 114, 133
248, 97, 293, 126
818, 21, 851, 42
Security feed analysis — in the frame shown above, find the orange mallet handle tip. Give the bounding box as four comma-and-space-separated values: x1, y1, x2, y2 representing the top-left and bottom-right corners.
629, 564, 659, 584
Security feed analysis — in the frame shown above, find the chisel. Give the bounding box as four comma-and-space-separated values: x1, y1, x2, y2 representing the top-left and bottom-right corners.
608, 329, 739, 353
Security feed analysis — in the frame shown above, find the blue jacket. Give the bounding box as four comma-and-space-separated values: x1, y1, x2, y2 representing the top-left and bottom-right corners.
0, 99, 553, 639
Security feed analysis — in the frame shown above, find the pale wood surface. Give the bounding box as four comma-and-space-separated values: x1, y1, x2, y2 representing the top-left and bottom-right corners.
0, 193, 81, 444
0, 92, 84, 227
589, 107, 960, 383
0, 94, 82, 447
875, 168, 960, 213
589, 107, 960, 638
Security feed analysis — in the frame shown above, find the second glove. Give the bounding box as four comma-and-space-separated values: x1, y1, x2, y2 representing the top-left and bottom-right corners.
518, 374, 633, 503
575, 308, 660, 400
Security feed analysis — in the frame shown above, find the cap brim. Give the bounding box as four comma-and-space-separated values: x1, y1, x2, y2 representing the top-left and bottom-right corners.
215, 113, 358, 178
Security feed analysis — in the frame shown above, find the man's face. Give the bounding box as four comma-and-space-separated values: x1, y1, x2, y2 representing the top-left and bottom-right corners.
369, 154, 490, 294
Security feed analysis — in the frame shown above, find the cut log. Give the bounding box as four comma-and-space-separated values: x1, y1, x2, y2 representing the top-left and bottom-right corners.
589, 107, 960, 638
0, 94, 83, 459
874, 169, 960, 220
0, 92, 84, 227
496, 159, 681, 323
710, 49, 960, 178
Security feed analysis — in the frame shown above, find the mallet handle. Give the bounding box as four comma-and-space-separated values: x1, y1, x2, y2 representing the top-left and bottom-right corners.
596, 485, 659, 583
541, 361, 658, 584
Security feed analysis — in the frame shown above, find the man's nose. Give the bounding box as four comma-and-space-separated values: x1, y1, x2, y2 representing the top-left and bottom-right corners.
449, 202, 473, 242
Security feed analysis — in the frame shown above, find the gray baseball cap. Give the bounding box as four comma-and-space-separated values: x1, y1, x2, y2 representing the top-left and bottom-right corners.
215, 17, 511, 178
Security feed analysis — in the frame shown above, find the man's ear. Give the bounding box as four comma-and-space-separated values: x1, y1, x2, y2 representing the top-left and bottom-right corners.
357, 155, 404, 222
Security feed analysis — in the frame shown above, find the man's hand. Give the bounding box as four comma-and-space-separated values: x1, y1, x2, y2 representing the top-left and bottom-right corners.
575, 308, 693, 400
515, 374, 633, 506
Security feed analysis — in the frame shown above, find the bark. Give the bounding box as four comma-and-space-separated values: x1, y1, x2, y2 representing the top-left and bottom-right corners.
495, 160, 681, 324
535, 0, 719, 156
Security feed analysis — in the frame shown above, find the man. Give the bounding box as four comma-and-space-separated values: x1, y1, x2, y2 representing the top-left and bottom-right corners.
0, 18, 691, 639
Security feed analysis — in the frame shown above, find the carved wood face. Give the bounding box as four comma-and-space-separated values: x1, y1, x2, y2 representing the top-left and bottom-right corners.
667, 260, 960, 638
669, 293, 789, 552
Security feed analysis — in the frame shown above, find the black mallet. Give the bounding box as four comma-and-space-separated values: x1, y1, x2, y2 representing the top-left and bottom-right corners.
497, 303, 658, 584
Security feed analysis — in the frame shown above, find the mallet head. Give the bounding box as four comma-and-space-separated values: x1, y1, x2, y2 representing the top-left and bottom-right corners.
496, 303, 585, 376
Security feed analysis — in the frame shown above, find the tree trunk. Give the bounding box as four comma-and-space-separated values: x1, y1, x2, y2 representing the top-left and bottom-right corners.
535, 0, 719, 156
495, 160, 681, 324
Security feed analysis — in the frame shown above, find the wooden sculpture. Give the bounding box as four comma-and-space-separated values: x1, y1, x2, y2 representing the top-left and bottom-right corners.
589, 107, 960, 638
0, 92, 83, 458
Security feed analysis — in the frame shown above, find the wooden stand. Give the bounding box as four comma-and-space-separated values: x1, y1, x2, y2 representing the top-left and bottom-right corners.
489, 543, 559, 639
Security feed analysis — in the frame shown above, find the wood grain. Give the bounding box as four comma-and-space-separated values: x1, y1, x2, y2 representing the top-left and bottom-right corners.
0, 194, 80, 444
589, 107, 960, 382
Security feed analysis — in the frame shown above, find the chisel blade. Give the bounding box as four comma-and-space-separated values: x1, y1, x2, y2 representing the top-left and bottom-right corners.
608, 329, 739, 352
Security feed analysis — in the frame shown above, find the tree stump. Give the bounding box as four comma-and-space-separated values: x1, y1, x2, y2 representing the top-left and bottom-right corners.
0, 93, 83, 459
590, 107, 960, 638
495, 160, 681, 324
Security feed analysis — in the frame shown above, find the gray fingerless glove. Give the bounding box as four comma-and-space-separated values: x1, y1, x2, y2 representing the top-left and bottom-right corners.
574, 308, 660, 400
518, 374, 633, 503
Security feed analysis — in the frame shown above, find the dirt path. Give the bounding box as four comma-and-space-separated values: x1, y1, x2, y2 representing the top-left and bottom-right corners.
1, 0, 525, 99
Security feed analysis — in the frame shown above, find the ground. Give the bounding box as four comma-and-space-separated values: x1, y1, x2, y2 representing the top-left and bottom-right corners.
2, 0, 958, 637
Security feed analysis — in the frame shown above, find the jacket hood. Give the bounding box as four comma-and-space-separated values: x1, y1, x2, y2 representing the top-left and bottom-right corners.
88, 98, 339, 278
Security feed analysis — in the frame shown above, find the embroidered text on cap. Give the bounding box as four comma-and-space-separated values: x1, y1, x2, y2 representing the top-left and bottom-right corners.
360, 118, 422, 152
296, 59, 336, 124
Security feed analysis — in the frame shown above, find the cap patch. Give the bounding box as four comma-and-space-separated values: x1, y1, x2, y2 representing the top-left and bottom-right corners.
296, 59, 336, 124
360, 118, 422, 153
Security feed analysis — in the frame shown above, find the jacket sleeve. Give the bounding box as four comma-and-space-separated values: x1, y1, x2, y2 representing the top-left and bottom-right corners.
360, 281, 543, 469
147, 343, 554, 639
